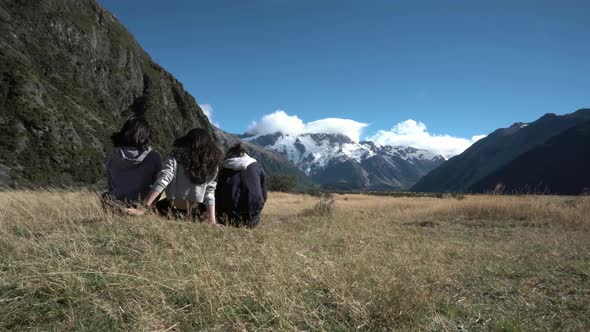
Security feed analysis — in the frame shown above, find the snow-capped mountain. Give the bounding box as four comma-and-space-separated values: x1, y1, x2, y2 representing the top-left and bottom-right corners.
242, 132, 445, 190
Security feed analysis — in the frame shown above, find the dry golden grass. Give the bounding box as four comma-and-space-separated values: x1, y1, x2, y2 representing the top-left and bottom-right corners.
0, 190, 589, 331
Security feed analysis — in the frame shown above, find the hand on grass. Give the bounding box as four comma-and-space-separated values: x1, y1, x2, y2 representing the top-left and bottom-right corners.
123, 207, 146, 216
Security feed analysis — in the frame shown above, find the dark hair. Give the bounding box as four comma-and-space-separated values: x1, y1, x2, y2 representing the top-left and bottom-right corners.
111, 117, 152, 151
172, 128, 222, 184
225, 143, 249, 159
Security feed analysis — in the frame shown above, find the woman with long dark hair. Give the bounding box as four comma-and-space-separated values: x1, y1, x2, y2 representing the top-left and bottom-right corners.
143, 128, 222, 224
215, 143, 267, 228
104, 117, 161, 207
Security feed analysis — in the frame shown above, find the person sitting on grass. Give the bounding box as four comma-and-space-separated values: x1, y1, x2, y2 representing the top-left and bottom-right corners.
215, 143, 267, 228
143, 128, 222, 225
102, 116, 161, 214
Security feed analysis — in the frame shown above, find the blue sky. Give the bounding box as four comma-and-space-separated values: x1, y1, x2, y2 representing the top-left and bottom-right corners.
98, 0, 590, 154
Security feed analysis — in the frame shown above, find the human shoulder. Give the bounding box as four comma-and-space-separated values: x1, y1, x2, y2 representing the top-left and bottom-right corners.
246, 161, 264, 174
146, 148, 162, 161
161, 155, 178, 166
248, 161, 260, 168
148, 148, 161, 156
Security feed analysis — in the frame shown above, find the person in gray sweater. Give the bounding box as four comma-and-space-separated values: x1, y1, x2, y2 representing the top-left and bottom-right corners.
144, 128, 222, 225
103, 117, 161, 211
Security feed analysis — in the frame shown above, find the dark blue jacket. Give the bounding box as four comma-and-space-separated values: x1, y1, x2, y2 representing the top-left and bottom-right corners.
215, 155, 267, 217
107, 147, 161, 202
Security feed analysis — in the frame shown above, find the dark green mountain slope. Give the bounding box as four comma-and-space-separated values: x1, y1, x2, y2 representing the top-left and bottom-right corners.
469, 120, 590, 195
412, 109, 590, 192
0, 0, 213, 186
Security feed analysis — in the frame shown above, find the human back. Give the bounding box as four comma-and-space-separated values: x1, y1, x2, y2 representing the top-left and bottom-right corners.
144, 128, 222, 224
216, 144, 267, 227
106, 117, 161, 203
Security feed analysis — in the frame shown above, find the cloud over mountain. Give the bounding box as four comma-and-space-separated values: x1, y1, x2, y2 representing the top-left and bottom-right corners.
246, 111, 484, 156
199, 104, 220, 127
369, 119, 485, 158
247, 110, 368, 141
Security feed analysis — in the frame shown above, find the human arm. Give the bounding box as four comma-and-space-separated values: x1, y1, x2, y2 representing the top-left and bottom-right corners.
206, 204, 216, 225
143, 190, 161, 208
141, 151, 163, 207
144, 157, 176, 207
203, 176, 217, 225
151, 150, 162, 183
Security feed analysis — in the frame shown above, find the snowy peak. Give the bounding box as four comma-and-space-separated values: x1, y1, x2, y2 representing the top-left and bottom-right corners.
379, 145, 444, 162
246, 133, 370, 174
243, 132, 445, 190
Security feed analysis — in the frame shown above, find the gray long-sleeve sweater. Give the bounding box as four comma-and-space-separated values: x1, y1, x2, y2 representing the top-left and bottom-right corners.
151, 157, 217, 206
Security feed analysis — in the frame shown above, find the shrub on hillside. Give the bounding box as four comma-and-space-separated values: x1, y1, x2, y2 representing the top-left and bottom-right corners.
267, 175, 297, 192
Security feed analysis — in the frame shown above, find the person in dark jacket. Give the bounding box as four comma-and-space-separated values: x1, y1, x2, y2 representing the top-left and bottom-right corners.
216, 144, 267, 228
102, 117, 161, 214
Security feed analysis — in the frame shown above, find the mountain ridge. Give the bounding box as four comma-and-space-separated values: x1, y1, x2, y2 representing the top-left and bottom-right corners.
469, 119, 590, 195
243, 132, 445, 190
412, 108, 590, 192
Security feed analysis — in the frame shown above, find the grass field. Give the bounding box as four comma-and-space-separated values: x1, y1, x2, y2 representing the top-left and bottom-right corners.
0, 191, 589, 331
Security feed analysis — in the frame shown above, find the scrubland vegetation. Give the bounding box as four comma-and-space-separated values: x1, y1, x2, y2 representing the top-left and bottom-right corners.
1, 190, 589, 331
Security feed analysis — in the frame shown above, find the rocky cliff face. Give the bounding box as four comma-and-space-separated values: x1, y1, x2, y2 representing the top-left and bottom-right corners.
0, 0, 213, 186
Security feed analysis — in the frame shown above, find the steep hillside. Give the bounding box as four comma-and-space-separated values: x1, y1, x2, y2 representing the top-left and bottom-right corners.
0, 0, 213, 186
469, 120, 590, 195
412, 109, 590, 192
244, 132, 445, 190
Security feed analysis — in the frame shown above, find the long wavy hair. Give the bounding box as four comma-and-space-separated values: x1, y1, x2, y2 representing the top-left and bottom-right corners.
110, 117, 152, 151
172, 128, 222, 184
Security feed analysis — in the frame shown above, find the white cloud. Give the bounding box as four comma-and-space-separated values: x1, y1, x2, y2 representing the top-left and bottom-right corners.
305, 118, 368, 142
200, 104, 213, 120
369, 119, 485, 158
247, 110, 305, 136
199, 104, 220, 127
247, 110, 369, 141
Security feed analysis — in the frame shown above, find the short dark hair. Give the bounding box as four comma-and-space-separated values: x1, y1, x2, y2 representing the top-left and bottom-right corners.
172, 128, 222, 184
110, 117, 152, 151
225, 143, 249, 159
